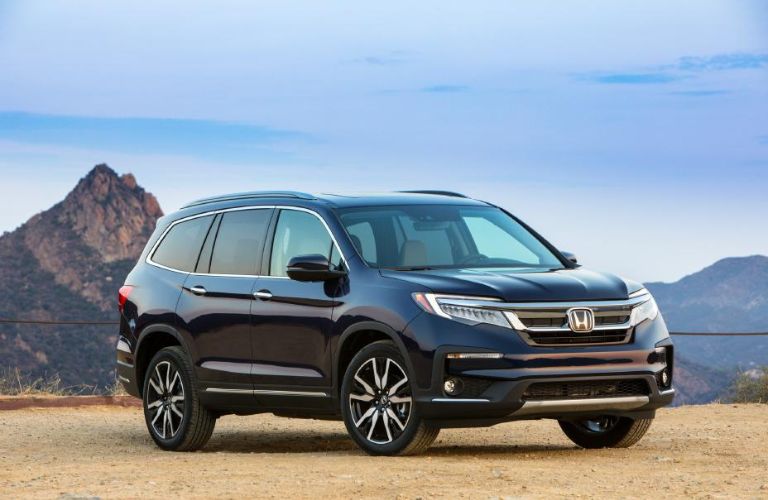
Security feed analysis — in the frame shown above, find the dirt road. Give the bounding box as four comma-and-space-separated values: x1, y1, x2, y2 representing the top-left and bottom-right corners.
1, 402, 766, 499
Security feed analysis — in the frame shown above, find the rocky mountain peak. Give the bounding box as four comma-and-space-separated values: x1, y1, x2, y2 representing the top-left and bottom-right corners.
56, 164, 163, 262
10, 164, 163, 310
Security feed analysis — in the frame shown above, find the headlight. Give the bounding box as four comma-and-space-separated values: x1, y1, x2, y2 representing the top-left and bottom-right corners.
412, 293, 510, 328
629, 291, 659, 327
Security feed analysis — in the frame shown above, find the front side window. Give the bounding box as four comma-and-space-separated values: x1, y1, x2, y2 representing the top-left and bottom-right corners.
337, 205, 564, 270
269, 210, 337, 277
208, 209, 272, 275
151, 215, 214, 272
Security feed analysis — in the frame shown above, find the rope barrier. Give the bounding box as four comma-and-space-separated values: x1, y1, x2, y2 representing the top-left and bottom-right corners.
0, 319, 118, 325
1, 318, 767, 335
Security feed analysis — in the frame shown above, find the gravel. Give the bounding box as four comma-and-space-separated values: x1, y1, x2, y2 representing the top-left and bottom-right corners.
1, 403, 766, 498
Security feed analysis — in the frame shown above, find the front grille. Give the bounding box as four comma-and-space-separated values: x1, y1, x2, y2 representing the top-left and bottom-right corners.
522, 379, 649, 401
506, 302, 635, 346
526, 329, 630, 345
518, 314, 629, 329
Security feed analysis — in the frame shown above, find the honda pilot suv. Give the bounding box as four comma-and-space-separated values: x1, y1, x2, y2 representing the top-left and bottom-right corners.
116, 191, 674, 455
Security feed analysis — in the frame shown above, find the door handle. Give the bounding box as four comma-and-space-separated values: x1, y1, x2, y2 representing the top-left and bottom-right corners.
254, 290, 273, 300
189, 286, 207, 296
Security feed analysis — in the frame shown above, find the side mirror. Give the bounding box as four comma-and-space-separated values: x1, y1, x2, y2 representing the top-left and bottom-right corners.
286, 254, 347, 282
561, 251, 578, 264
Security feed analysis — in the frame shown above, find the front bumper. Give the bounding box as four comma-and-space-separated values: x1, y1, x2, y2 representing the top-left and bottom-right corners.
418, 373, 674, 426
404, 311, 675, 426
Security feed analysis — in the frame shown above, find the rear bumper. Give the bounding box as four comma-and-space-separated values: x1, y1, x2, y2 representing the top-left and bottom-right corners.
116, 335, 141, 397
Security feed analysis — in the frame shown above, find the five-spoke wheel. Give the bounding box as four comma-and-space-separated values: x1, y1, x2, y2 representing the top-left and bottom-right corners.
341, 341, 439, 455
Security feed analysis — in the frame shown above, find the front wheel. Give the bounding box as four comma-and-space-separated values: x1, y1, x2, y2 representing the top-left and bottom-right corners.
142, 346, 216, 451
341, 341, 439, 456
558, 416, 653, 449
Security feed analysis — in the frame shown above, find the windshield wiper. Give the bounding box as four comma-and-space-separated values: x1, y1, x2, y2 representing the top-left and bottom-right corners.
388, 266, 437, 271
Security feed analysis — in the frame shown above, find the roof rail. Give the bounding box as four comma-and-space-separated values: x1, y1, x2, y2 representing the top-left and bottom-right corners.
182, 191, 316, 209
398, 190, 468, 198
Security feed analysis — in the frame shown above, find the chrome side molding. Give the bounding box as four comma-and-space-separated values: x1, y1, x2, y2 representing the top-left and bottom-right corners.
205, 387, 328, 398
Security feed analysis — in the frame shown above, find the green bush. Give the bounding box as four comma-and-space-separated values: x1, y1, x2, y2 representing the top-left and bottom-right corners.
730, 368, 768, 404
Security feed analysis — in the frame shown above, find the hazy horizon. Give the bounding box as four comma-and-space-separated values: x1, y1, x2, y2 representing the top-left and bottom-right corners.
1, 1, 766, 283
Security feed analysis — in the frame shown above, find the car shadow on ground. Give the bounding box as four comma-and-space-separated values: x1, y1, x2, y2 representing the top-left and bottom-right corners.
197, 430, 576, 456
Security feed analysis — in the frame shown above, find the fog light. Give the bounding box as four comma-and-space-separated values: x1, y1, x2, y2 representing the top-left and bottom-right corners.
661, 369, 670, 386
443, 378, 463, 396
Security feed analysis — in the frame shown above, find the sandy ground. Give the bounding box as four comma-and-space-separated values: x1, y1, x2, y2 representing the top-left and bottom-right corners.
0, 403, 767, 499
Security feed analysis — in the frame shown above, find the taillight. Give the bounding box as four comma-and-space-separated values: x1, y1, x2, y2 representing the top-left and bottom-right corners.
118, 285, 134, 314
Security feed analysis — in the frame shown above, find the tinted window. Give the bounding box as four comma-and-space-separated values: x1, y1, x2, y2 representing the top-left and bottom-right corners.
464, 216, 538, 263
152, 215, 214, 272
269, 210, 334, 277
209, 209, 271, 275
346, 221, 377, 264
338, 205, 563, 270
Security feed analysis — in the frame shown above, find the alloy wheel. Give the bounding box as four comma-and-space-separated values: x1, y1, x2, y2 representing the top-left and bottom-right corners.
145, 360, 186, 439
348, 357, 412, 444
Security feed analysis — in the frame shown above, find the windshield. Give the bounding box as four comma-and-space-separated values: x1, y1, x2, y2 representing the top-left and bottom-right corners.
337, 205, 565, 270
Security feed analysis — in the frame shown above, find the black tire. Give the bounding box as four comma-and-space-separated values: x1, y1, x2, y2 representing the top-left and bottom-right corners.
142, 346, 216, 451
341, 340, 439, 456
558, 416, 653, 449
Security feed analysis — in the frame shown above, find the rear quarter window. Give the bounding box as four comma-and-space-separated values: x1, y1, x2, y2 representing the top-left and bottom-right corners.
151, 215, 214, 272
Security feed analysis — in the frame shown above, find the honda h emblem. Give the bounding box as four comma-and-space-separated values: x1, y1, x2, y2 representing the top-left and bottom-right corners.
567, 308, 594, 333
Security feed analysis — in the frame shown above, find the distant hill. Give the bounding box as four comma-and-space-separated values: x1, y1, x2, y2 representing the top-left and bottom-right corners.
646, 255, 768, 404
0, 165, 162, 389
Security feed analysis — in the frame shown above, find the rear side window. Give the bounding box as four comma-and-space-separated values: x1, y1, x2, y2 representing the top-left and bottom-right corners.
269, 210, 335, 277
151, 215, 214, 272
209, 209, 272, 275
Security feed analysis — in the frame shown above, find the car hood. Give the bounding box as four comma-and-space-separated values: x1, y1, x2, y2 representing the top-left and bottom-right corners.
380, 267, 639, 302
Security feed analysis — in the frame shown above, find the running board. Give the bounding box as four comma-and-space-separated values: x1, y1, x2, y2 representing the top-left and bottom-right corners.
513, 395, 650, 416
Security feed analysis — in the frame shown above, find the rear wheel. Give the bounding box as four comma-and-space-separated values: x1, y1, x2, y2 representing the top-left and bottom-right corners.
558, 416, 653, 449
341, 341, 439, 456
142, 346, 216, 451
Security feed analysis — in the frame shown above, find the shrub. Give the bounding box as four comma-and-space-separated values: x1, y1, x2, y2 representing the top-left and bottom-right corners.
730, 368, 768, 404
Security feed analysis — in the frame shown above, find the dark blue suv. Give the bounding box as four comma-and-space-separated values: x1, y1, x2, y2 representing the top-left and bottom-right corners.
116, 191, 674, 455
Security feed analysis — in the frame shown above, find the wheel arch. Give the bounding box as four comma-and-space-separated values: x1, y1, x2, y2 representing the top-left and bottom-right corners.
333, 321, 415, 399
135, 324, 191, 397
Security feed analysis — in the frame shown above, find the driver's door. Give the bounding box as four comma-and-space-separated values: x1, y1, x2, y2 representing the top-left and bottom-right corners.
249, 208, 342, 397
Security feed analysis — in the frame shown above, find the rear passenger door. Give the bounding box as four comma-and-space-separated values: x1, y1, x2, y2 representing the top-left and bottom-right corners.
175, 208, 273, 391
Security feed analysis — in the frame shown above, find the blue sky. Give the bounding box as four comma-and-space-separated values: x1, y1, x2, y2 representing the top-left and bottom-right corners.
0, 0, 766, 282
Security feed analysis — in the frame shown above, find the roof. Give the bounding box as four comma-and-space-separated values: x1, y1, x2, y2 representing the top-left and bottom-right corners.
181, 190, 490, 209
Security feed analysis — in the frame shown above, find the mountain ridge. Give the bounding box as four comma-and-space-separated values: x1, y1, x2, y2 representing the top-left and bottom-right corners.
0, 165, 162, 387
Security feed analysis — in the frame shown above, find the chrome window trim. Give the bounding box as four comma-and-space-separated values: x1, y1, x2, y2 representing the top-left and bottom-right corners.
145, 204, 348, 277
